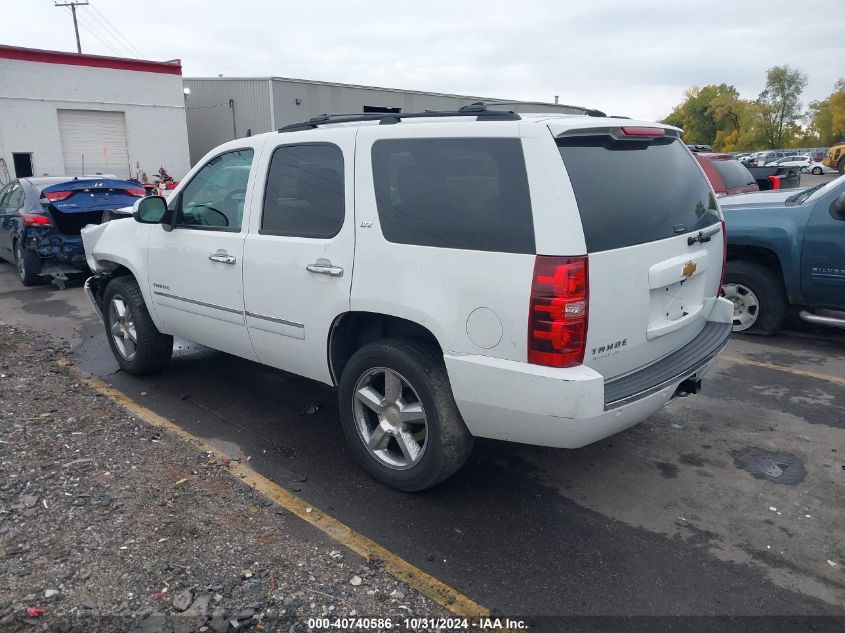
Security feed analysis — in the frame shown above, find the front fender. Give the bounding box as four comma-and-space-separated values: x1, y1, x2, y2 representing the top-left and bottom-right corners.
81, 221, 162, 330
723, 207, 811, 303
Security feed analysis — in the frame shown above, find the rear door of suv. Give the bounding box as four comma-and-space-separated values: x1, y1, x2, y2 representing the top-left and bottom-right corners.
352, 121, 538, 362
549, 123, 726, 382
242, 127, 356, 384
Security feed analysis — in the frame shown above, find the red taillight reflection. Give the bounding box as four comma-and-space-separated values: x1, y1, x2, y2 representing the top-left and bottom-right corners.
21, 213, 51, 227
768, 175, 781, 190
126, 188, 145, 197
44, 191, 72, 201
528, 255, 589, 368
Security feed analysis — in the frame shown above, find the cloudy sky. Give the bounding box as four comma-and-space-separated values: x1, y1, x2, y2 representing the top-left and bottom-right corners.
2, 0, 843, 120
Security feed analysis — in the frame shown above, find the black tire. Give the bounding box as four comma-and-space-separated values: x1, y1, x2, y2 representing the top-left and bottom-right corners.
812, 166, 823, 175
103, 276, 173, 374
13, 239, 42, 286
724, 260, 788, 336
839, 159, 845, 175
338, 338, 474, 491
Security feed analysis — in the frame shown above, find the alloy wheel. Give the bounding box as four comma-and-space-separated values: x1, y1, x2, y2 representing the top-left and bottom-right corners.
723, 282, 760, 331
352, 367, 428, 470
108, 294, 138, 361
15, 243, 26, 282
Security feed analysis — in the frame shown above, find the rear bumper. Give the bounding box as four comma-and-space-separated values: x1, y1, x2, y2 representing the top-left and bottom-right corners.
24, 231, 88, 270
444, 300, 732, 449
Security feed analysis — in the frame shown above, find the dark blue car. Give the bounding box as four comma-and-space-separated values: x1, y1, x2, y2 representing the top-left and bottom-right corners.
0, 177, 144, 287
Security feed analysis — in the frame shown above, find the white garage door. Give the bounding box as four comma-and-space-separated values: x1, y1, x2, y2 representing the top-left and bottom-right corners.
57, 109, 130, 178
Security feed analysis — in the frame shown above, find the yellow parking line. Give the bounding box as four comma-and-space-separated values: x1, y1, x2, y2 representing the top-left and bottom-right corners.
60, 361, 488, 618
720, 355, 845, 386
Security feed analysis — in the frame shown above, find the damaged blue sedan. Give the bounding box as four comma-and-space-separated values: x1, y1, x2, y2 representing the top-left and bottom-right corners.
0, 177, 144, 288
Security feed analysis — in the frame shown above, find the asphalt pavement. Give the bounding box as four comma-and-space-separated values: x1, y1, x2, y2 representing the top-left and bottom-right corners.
0, 178, 843, 621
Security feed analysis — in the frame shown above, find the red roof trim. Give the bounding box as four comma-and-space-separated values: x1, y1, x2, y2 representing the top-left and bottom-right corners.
0, 45, 182, 75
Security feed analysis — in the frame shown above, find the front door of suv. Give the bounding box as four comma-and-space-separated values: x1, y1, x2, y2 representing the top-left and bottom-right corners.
242, 128, 356, 383
147, 146, 261, 361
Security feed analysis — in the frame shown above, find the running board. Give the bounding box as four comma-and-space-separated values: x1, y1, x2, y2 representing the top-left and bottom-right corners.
799, 310, 845, 329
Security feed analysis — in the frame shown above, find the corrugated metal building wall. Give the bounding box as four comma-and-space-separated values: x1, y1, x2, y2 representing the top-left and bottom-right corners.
184, 77, 584, 165
184, 79, 274, 164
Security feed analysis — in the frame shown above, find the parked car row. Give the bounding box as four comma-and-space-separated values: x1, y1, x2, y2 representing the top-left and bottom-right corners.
0, 176, 144, 288
739, 149, 828, 167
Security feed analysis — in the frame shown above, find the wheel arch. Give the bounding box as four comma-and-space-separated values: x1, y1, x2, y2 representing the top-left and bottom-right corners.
726, 244, 796, 304
87, 261, 159, 325
327, 311, 443, 386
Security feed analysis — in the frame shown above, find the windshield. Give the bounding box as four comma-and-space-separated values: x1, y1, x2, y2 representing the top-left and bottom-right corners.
790, 173, 845, 206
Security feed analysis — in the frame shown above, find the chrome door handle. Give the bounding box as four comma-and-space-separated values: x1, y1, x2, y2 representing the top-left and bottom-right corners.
208, 251, 236, 265
306, 258, 344, 277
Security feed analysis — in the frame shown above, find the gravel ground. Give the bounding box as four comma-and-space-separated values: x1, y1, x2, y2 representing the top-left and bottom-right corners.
0, 325, 449, 632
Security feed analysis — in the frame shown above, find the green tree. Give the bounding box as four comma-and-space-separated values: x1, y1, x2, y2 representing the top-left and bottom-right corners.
663, 84, 743, 146
807, 78, 845, 146
754, 65, 807, 148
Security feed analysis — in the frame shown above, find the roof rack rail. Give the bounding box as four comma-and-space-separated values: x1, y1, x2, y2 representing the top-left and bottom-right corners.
469, 100, 607, 118
278, 103, 520, 133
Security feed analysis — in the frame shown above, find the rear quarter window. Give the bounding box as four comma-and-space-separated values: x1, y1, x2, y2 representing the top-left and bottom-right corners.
371, 138, 535, 254
557, 136, 720, 252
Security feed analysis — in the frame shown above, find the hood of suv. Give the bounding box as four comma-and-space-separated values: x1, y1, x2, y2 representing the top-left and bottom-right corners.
719, 189, 797, 209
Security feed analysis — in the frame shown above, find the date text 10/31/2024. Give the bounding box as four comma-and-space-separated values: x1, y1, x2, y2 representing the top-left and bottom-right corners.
307, 617, 528, 630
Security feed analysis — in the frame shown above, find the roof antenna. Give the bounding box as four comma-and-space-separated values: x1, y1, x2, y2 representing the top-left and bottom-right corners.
554, 95, 559, 104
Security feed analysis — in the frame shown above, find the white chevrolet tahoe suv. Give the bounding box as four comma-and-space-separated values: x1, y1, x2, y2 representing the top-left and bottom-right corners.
82, 104, 733, 491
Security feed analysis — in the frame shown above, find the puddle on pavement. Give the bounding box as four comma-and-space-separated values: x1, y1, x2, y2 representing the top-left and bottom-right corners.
730, 446, 806, 485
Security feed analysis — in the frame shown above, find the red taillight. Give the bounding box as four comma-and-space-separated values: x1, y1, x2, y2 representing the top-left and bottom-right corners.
44, 190, 72, 201
126, 188, 145, 197
720, 220, 727, 291
768, 175, 781, 190
21, 213, 51, 227
528, 255, 589, 368
620, 126, 666, 137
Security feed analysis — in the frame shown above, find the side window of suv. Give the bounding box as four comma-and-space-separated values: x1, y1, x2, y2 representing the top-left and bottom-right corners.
260, 144, 345, 238
371, 138, 535, 254
176, 149, 254, 231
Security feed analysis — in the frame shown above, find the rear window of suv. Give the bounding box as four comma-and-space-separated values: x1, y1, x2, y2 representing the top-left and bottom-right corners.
710, 158, 756, 190
371, 138, 535, 254
557, 136, 720, 252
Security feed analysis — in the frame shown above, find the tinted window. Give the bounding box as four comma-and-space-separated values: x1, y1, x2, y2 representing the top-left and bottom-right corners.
371, 138, 534, 254
0, 183, 14, 206
261, 144, 344, 238
177, 149, 253, 231
5, 184, 24, 210
710, 159, 756, 189
557, 136, 720, 252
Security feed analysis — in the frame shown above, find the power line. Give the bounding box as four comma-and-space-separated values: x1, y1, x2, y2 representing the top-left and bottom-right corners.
81, 8, 138, 57
63, 7, 123, 56
54, 1, 89, 53
88, 2, 145, 58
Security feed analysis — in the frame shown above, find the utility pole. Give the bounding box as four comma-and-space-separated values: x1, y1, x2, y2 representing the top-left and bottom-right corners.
55, 1, 89, 53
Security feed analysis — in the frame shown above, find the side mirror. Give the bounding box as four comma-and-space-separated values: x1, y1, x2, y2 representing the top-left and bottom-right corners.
831, 192, 845, 221
132, 196, 174, 231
